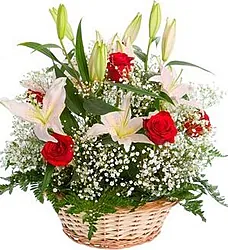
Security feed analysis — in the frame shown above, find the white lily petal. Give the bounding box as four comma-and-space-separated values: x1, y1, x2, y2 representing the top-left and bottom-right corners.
110, 134, 119, 142
120, 92, 132, 124
101, 111, 123, 129
161, 67, 172, 90
148, 111, 159, 118
42, 77, 66, 120
87, 124, 108, 137
117, 134, 153, 152
0, 98, 39, 123
124, 37, 135, 57
129, 134, 153, 144
34, 124, 57, 142
149, 75, 161, 82
117, 137, 132, 152
123, 140, 132, 152
121, 92, 131, 111
126, 117, 143, 134
49, 117, 65, 135
172, 83, 192, 99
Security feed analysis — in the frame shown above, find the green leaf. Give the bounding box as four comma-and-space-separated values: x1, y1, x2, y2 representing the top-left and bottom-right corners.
31, 43, 62, 53
30, 183, 44, 203
199, 179, 228, 207
101, 135, 118, 146
153, 36, 161, 47
67, 49, 75, 60
153, 98, 161, 111
108, 82, 174, 105
41, 165, 54, 194
61, 64, 80, 79
67, 206, 85, 214
0, 184, 11, 195
19, 42, 61, 63
132, 45, 142, 51
37, 43, 62, 49
134, 50, 147, 63
60, 108, 79, 135
109, 82, 158, 98
54, 64, 66, 78
54, 65, 86, 116
159, 91, 175, 105
133, 45, 147, 63
65, 81, 85, 116
75, 19, 90, 83
35, 165, 54, 203
181, 199, 206, 222
166, 60, 214, 74
83, 98, 120, 115
88, 224, 97, 240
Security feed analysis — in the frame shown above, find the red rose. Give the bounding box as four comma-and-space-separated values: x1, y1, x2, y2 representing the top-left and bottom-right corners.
107, 52, 134, 82
41, 133, 74, 166
143, 111, 178, 145
27, 89, 44, 104
184, 111, 211, 137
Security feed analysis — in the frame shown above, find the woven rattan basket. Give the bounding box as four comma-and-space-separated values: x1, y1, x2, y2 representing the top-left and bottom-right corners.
58, 200, 176, 249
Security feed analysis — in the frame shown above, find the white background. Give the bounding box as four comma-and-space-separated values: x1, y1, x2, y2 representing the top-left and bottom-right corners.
0, 0, 228, 249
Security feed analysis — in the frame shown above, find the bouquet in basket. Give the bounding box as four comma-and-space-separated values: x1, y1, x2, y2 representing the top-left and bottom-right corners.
0, 2, 227, 248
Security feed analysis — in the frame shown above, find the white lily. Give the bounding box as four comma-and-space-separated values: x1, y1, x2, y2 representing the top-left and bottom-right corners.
0, 78, 66, 142
151, 67, 199, 107
87, 93, 152, 151
161, 67, 189, 101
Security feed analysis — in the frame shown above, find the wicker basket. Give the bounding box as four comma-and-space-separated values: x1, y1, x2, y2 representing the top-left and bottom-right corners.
58, 200, 176, 249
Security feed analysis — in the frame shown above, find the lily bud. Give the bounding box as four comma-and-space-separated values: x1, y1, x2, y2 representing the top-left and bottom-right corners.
49, 8, 58, 22
108, 34, 134, 57
123, 13, 142, 44
96, 30, 102, 42
89, 40, 107, 82
162, 18, 176, 62
109, 34, 125, 53
116, 39, 125, 53
149, 2, 161, 41
96, 43, 108, 82
123, 37, 134, 58
57, 4, 67, 40
49, 6, 74, 41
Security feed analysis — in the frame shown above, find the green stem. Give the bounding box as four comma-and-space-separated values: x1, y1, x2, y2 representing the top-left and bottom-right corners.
144, 39, 152, 72
59, 39, 84, 92
116, 93, 120, 107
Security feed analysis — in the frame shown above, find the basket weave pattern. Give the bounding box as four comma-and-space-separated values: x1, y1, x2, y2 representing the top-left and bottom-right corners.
58, 200, 176, 249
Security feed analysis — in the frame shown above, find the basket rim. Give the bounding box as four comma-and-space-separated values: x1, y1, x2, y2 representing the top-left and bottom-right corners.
113, 199, 177, 214
59, 199, 178, 215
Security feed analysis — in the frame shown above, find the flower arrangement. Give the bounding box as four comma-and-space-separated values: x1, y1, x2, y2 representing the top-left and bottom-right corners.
0, 2, 227, 248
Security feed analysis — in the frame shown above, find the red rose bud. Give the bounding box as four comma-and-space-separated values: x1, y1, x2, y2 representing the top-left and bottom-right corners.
143, 111, 178, 145
41, 133, 74, 166
184, 111, 211, 137
27, 89, 45, 104
107, 52, 134, 82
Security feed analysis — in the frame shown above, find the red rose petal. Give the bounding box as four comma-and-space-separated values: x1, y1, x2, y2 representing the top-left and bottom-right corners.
143, 111, 178, 145
107, 52, 134, 82
41, 133, 74, 167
